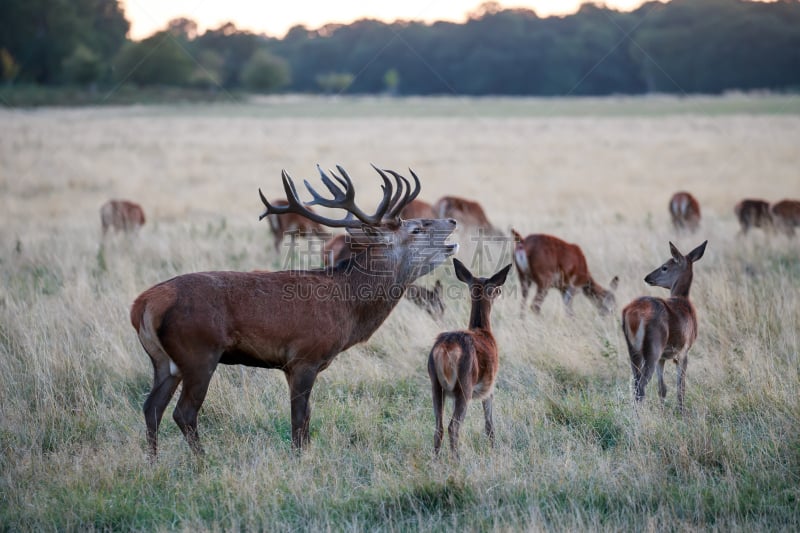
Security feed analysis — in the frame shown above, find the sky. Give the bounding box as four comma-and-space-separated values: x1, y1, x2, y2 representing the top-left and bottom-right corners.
121, 1, 650, 40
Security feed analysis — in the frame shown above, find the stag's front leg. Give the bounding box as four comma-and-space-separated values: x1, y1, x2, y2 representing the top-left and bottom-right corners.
482, 395, 495, 447
287, 366, 319, 449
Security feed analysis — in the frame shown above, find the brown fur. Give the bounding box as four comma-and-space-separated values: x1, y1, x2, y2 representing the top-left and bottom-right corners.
100, 199, 145, 235
433, 196, 500, 235
132, 167, 458, 458
510, 229, 618, 316
734, 199, 772, 235
621, 240, 707, 413
428, 259, 511, 458
267, 199, 325, 251
669, 191, 701, 233
771, 199, 800, 236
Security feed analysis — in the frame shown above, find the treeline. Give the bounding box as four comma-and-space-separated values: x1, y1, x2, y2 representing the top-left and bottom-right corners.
2, 0, 800, 97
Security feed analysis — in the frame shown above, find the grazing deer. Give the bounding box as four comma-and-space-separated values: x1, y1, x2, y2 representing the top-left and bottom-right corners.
100, 199, 145, 236
622, 240, 707, 412
405, 280, 446, 319
669, 191, 701, 233
428, 258, 511, 457
400, 198, 436, 220
734, 199, 772, 235
510, 230, 618, 316
131, 165, 458, 458
266, 199, 325, 252
771, 199, 800, 236
433, 196, 501, 236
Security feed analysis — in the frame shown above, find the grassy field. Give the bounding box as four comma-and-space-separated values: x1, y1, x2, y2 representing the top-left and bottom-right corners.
1, 95, 799, 530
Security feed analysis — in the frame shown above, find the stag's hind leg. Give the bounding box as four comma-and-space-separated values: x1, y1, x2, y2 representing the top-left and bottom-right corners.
143, 362, 181, 460
172, 362, 217, 456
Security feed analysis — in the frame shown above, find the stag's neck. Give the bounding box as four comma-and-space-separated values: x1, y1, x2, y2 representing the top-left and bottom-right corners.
670, 272, 693, 299
468, 301, 493, 332
333, 256, 410, 347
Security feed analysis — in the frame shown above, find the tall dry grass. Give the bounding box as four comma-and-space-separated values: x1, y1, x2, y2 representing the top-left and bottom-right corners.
1, 95, 798, 530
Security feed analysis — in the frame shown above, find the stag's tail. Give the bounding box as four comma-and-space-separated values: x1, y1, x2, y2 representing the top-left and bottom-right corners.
130, 282, 180, 375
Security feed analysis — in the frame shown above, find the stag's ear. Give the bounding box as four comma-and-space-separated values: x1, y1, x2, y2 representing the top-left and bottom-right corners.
669, 241, 683, 260
687, 240, 708, 263
453, 258, 473, 284
347, 225, 389, 243
489, 264, 512, 288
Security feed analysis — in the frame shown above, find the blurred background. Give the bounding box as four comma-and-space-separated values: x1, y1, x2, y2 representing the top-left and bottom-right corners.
1, 0, 799, 105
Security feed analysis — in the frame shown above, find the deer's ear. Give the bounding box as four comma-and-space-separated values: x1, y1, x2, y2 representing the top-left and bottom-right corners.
453, 258, 473, 284
489, 263, 512, 287
669, 241, 682, 260
687, 240, 707, 263
347, 225, 388, 243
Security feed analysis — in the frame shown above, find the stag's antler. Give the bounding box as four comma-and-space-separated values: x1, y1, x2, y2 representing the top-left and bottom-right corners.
259, 165, 421, 228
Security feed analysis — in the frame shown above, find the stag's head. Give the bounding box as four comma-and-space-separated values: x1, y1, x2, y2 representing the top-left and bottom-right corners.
259, 165, 458, 284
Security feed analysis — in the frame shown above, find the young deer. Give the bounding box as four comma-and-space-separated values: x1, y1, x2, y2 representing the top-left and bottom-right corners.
622, 240, 707, 412
428, 258, 511, 457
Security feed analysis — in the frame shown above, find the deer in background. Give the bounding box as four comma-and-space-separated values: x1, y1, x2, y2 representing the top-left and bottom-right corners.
433, 195, 501, 236
771, 199, 800, 236
400, 198, 436, 219
131, 165, 458, 458
734, 199, 772, 235
510, 229, 618, 316
266, 199, 325, 252
622, 240, 707, 413
100, 199, 145, 236
428, 258, 511, 458
669, 191, 701, 233
406, 280, 446, 320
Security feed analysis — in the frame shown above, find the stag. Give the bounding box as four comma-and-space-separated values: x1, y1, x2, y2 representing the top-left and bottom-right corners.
100, 199, 145, 236
433, 196, 501, 236
428, 259, 511, 457
669, 191, 701, 233
510, 230, 618, 316
734, 199, 771, 235
622, 240, 707, 412
131, 165, 458, 458
266, 199, 325, 252
771, 199, 800, 236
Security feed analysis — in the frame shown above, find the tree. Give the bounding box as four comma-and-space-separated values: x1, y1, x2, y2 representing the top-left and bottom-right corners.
113, 31, 194, 86
240, 49, 291, 92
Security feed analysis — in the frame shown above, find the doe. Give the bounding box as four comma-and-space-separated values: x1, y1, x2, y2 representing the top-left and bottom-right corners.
622, 240, 707, 413
428, 258, 511, 457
